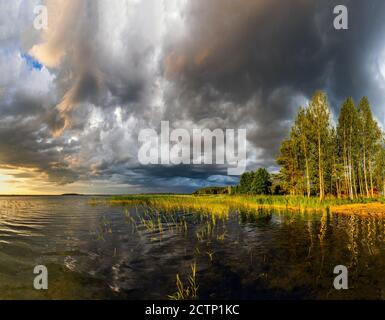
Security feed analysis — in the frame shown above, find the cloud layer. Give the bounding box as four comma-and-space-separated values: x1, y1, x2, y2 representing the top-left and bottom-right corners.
1, 0, 385, 194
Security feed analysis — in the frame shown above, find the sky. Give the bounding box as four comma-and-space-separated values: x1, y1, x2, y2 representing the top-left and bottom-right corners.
0, 0, 385, 195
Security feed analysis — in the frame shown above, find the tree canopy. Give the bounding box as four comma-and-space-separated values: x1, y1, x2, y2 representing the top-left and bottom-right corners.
277, 91, 384, 199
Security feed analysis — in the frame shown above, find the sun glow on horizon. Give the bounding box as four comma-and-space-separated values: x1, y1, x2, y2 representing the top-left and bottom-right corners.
0, 169, 32, 195
0, 168, 58, 195
0, 168, 144, 195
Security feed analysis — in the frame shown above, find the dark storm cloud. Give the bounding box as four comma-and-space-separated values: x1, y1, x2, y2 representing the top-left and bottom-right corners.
88, 161, 234, 189
163, 0, 385, 170
0, 93, 45, 116
0, 115, 80, 184
323, 1, 385, 110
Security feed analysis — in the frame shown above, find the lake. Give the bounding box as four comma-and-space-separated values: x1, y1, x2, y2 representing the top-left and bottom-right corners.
1, 196, 385, 299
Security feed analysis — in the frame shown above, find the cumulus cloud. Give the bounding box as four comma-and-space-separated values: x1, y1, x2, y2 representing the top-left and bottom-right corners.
29, 0, 167, 136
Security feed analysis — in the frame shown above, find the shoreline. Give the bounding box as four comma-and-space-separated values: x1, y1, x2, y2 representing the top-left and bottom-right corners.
330, 203, 385, 216
97, 195, 385, 216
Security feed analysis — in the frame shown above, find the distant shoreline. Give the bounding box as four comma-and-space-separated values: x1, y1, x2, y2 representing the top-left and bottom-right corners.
0, 193, 184, 197
0, 194, 89, 197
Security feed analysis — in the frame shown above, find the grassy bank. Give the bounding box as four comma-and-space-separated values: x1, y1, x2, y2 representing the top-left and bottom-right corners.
93, 194, 385, 215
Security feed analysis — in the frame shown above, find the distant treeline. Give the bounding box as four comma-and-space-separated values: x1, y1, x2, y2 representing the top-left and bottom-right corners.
194, 91, 385, 199
193, 186, 231, 195
193, 168, 276, 196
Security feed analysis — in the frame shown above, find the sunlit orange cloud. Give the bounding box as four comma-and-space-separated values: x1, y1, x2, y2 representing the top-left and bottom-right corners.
164, 48, 213, 79
194, 47, 212, 66
163, 0, 278, 81
29, 0, 86, 137
164, 51, 187, 79
29, 0, 82, 68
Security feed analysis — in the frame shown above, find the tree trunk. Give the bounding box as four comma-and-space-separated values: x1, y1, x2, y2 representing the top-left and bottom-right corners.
318, 132, 324, 200
363, 142, 370, 197
352, 160, 357, 198
347, 147, 353, 199
302, 136, 311, 198
343, 130, 350, 198
305, 158, 310, 198
368, 154, 374, 197
383, 178, 385, 198
358, 163, 363, 197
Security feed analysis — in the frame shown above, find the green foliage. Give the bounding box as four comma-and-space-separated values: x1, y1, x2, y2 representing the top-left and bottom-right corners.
251, 168, 272, 194
191, 92, 384, 200
278, 91, 385, 199
193, 186, 230, 195
238, 168, 272, 195
239, 172, 255, 193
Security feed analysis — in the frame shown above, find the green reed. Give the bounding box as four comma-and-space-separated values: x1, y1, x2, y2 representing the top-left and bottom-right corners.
168, 262, 199, 300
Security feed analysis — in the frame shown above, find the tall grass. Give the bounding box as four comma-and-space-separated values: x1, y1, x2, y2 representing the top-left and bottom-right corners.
168, 262, 199, 300
105, 194, 383, 213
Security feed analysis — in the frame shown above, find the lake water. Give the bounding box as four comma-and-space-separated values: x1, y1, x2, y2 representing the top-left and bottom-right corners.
1, 196, 385, 300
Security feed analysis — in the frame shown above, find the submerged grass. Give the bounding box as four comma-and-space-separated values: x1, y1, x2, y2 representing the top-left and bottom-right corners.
168, 262, 199, 300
